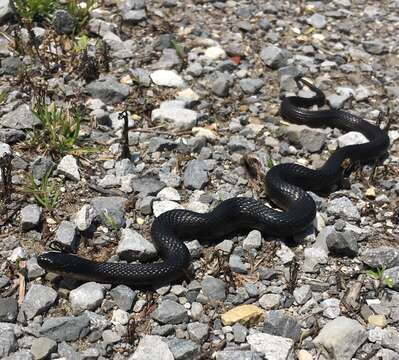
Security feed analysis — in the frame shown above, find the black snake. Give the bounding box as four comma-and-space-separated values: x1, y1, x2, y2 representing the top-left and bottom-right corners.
38, 78, 390, 286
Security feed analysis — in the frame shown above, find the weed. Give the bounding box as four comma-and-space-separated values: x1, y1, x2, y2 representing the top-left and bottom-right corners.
267, 158, 275, 169
64, 0, 97, 33
28, 100, 82, 159
0, 90, 8, 104
101, 210, 118, 231
24, 170, 60, 211
366, 267, 394, 289
13, 0, 57, 22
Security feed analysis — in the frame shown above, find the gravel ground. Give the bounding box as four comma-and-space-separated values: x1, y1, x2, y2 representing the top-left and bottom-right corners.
0, 1, 399, 359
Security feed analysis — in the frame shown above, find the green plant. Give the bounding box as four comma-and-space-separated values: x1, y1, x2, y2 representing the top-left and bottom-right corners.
73, 34, 89, 53
267, 158, 275, 169
24, 170, 60, 211
101, 209, 118, 231
13, 0, 57, 21
64, 0, 97, 32
29, 100, 82, 158
366, 267, 394, 289
0, 90, 8, 104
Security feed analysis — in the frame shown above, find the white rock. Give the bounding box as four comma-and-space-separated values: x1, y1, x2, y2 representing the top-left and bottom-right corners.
338, 132, 368, 147
111, 309, 130, 325
176, 88, 200, 102
157, 187, 181, 201
129, 335, 174, 360
153, 200, 184, 217
186, 201, 209, 213
151, 108, 198, 130
117, 228, 157, 261
204, 46, 226, 60
74, 204, 96, 231
247, 332, 294, 360
69, 282, 105, 315
150, 70, 185, 87
321, 298, 341, 319
57, 155, 80, 181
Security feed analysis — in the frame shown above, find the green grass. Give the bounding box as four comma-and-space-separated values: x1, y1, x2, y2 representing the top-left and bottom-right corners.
14, 0, 97, 33
14, 0, 57, 21
24, 170, 60, 211
29, 100, 82, 159
366, 267, 394, 289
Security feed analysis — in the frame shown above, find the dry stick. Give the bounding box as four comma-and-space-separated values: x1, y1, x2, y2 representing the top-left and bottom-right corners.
342, 274, 365, 310
119, 110, 131, 160
18, 261, 27, 305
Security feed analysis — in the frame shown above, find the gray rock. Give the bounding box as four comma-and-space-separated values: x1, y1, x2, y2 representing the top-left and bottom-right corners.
313, 316, 367, 360
166, 338, 200, 360
321, 298, 341, 319
247, 332, 294, 360
57, 154, 80, 181
102, 329, 121, 344
201, 276, 226, 301
233, 322, 248, 343
243, 230, 262, 250
381, 326, 399, 353
303, 247, 328, 273
0, 0, 13, 24
85, 76, 130, 105
131, 176, 165, 196
187, 322, 208, 344
117, 228, 156, 261
20, 204, 42, 231
300, 128, 327, 153
54, 220, 79, 252
361, 246, 399, 269
0, 128, 26, 144
129, 335, 173, 360
57, 342, 80, 360
119, 0, 145, 11
52, 10, 76, 34
123, 9, 147, 23
259, 293, 281, 310
0, 297, 17, 322
383, 267, 399, 291
0, 323, 17, 358
26, 256, 45, 279
260, 46, 290, 69
1, 57, 23, 75
307, 13, 327, 29
0, 104, 40, 130
229, 254, 247, 273
229, 135, 256, 153
151, 108, 197, 130
211, 72, 231, 97
216, 349, 262, 360
362, 41, 387, 55
326, 230, 359, 257
69, 282, 105, 314
183, 160, 209, 190
30, 337, 57, 360
152, 300, 188, 324
263, 310, 301, 341
327, 94, 350, 109
110, 285, 137, 311
3, 351, 33, 360
20, 284, 57, 320
239, 78, 264, 95
31, 156, 55, 181
90, 196, 127, 228
187, 62, 203, 77
150, 70, 185, 87
327, 197, 360, 221
293, 285, 312, 305
40, 314, 90, 341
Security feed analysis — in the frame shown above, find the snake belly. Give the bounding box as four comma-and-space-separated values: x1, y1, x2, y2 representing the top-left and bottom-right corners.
37, 78, 390, 286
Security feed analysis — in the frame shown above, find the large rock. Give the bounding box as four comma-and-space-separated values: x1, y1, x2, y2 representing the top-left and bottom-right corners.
361, 246, 399, 269
221, 305, 264, 326
151, 108, 197, 130
247, 332, 294, 360
183, 160, 209, 190
69, 282, 105, 314
117, 228, 157, 261
85, 76, 130, 105
151, 300, 188, 324
0, 104, 40, 130
0, 323, 17, 358
40, 314, 90, 341
129, 335, 173, 360
20, 285, 57, 320
260, 46, 291, 70
201, 276, 226, 301
263, 310, 302, 341
313, 316, 367, 360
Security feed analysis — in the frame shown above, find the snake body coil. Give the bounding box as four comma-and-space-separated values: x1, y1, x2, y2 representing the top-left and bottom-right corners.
38, 79, 390, 286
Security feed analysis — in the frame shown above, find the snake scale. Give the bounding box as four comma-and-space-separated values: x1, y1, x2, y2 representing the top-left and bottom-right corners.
38, 78, 390, 286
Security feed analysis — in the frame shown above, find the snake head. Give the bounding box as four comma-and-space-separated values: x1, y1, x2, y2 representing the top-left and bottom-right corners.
38, 252, 77, 272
